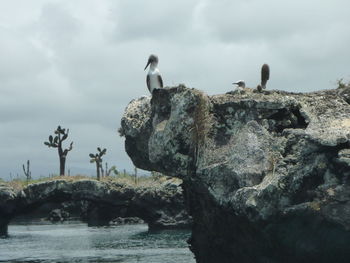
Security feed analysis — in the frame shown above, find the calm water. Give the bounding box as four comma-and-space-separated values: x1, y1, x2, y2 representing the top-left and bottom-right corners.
0, 222, 195, 263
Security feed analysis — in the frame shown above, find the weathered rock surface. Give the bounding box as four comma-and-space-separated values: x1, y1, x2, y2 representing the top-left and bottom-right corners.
120, 85, 350, 263
0, 179, 190, 236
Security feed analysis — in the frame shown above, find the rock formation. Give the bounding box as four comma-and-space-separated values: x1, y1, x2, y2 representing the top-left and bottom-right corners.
0, 179, 190, 236
120, 85, 350, 263
0, 183, 17, 236
48, 208, 70, 222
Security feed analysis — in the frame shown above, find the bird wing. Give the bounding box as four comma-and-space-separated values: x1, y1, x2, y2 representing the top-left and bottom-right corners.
158, 75, 163, 88
146, 75, 151, 92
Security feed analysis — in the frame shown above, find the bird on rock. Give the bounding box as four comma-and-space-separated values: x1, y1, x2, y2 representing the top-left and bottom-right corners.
257, 64, 270, 92
233, 80, 246, 92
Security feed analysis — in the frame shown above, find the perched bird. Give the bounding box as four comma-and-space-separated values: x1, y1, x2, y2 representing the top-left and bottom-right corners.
144, 54, 163, 93
233, 80, 246, 91
257, 64, 270, 92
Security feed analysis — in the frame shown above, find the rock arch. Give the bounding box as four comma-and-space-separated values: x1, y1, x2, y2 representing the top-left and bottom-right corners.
0, 179, 189, 236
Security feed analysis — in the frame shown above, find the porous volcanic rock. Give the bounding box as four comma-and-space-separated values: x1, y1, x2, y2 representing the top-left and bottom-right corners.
120, 85, 350, 263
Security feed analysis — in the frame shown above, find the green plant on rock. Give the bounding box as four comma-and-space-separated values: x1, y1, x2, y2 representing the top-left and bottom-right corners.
89, 147, 106, 180
191, 91, 211, 168
44, 126, 73, 176
337, 79, 347, 89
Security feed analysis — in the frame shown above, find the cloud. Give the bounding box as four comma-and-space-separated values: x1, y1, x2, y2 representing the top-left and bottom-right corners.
111, 0, 200, 41
0, 0, 350, 179
0, 28, 48, 82
35, 3, 81, 49
198, 0, 350, 42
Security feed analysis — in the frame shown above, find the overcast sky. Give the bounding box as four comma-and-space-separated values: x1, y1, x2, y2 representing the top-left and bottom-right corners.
1, 0, 350, 179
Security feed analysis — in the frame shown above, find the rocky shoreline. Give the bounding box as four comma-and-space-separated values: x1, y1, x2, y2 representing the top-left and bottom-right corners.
0, 178, 191, 236
120, 85, 350, 263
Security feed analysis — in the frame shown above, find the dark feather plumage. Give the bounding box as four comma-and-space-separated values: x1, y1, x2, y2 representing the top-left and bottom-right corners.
261, 64, 270, 89
158, 75, 163, 88
146, 75, 151, 92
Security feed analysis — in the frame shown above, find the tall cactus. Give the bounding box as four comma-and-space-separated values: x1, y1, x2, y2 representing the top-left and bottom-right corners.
89, 147, 106, 180
134, 166, 138, 185
22, 160, 31, 183
44, 126, 73, 176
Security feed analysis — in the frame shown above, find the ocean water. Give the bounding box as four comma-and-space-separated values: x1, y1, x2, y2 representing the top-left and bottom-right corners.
0, 222, 195, 263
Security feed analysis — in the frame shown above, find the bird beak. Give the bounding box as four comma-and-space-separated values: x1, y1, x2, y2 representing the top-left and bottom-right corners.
144, 60, 151, 70
232, 82, 238, 85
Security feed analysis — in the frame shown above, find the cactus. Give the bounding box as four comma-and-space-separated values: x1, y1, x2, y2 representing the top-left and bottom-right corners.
104, 162, 108, 177
100, 163, 105, 178
44, 125, 73, 176
134, 166, 138, 185
22, 160, 31, 183
103, 162, 118, 177
89, 147, 107, 180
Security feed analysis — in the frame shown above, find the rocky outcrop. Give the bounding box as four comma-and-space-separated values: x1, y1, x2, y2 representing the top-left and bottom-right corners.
0, 179, 190, 236
120, 85, 350, 263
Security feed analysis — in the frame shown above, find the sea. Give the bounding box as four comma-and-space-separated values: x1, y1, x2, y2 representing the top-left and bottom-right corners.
0, 221, 195, 263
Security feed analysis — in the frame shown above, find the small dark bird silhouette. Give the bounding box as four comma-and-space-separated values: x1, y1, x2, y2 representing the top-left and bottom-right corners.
257, 64, 270, 92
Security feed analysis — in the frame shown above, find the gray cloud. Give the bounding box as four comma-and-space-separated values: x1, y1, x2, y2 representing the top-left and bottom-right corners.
111, 0, 200, 41
0, 0, 350, 179
199, 0, 350, 42
36, 3, 81, 48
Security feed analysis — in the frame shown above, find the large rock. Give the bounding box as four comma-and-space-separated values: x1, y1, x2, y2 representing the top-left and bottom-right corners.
0, 178, 191, 236
120, 85, 350, 263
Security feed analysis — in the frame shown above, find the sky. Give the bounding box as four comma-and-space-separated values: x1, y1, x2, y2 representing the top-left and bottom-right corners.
1, 0, 350, 179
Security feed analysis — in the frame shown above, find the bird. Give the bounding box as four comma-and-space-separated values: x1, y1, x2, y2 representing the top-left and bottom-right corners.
257, 64, 270, 92
233, 80, 246, 92
144, 54, 163, 93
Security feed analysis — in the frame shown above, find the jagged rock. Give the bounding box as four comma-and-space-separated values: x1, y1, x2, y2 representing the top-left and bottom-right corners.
48, 208, 69, 222
0, 179, 191, 236
0, 183, 17, 213
120, 85, 350, 263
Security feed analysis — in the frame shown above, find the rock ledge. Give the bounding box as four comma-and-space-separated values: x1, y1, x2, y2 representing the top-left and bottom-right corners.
121, 85, 350, 263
